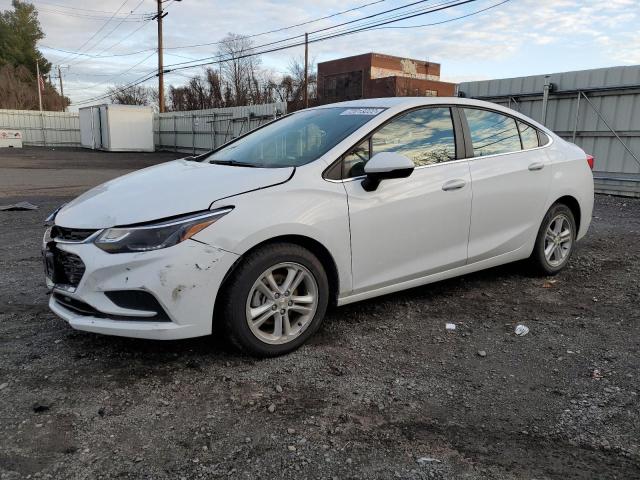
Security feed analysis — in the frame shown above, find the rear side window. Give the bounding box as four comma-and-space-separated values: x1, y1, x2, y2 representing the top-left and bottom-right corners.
518, 121, 539, 149
464, 108, 522, 157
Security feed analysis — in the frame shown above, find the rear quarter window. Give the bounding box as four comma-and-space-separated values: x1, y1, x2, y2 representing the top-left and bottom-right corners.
518, 121, 539, 149
538, 130, 551, 146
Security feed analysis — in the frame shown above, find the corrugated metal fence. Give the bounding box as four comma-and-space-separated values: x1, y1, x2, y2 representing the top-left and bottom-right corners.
459, 65, 640, 197
155, 103, 287, 154
0, 102, 287, 153
0, 109, 80, 146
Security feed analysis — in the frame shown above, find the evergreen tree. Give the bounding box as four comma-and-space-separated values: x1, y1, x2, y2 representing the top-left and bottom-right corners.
0, 0, 50, 76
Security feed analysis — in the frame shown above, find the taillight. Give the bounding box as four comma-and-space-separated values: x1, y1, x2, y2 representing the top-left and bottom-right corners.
586, 154, 594, 170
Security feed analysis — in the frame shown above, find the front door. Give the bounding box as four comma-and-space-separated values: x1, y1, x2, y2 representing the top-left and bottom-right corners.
341, 106, 472, 294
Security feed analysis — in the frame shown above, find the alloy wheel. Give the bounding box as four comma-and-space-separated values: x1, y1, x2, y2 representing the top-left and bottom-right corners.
245, 262, 318, 345
544, 214, 573, 267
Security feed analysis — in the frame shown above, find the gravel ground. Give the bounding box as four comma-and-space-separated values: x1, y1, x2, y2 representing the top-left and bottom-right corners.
1, 148, 639, 479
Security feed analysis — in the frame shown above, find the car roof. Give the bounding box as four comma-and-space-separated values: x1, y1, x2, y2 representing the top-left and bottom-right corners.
311, 97, 552, 134
313, 97, 496, 109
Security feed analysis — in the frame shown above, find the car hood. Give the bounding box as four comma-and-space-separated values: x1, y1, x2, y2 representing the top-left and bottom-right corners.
55, 159, 294, 228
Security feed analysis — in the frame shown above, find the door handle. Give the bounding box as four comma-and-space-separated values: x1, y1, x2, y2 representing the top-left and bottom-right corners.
442, 179, 466, 191
528, 162, 545, 171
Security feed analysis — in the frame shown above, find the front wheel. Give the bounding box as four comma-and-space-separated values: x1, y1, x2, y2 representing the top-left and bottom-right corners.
219, 243, 329, 357
530, 203, 577, 275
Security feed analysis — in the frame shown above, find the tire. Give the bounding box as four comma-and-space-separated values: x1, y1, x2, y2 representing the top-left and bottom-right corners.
219, 243, 329, 357
530, 203, 577, 275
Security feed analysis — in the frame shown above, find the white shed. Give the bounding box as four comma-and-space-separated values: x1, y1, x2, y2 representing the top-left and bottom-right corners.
79, 104, 154, 152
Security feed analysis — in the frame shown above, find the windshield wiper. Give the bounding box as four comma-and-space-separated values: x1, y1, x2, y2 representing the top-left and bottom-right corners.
209, 159, 262, 168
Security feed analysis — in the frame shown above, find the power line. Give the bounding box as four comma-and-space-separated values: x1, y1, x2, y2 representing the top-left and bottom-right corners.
68, 0, 148, 67
70, 0, 481, 106
369, 0, 511, 29
41, 44, 154, 59
163, 0, 387, 51
56, 0, 132, 64
32, 0, 152, 16
42, 0, 389, 58
70, 0, 444, 102
67, 52, 157, 96
35, 7, 149, 22
161, 0, 463, 70
158, 0, 441, 70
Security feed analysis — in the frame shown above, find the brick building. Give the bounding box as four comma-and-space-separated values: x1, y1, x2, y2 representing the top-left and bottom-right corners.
317, 53, 457, 104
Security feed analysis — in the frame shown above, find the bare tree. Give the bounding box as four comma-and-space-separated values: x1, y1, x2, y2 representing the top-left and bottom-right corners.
217, 33, 261, 106
167, 68, 225, 111
272, 56, 317, 111
107, 85, 153, 106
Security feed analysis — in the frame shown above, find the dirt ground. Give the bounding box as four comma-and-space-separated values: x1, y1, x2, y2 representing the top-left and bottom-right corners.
0, 148, 639, 480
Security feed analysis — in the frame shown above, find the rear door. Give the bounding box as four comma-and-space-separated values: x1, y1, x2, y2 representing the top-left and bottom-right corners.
462, 108, 552, 263
340, 106, 472, 294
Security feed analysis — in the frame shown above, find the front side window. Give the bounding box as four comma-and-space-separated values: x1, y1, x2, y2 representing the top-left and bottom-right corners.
371, 107, 457, 167
206, 107, 383, 168
464, 108, 522, 157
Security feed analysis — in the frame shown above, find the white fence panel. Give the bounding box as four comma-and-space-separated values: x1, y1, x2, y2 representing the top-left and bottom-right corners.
0, 109, 80, 147
0, 102, 287, 152
154, 103, 287, 154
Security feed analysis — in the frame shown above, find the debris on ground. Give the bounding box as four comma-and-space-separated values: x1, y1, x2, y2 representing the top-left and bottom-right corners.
515, 324, 530, 336
417, 457, 442, 465
0, 201, 38, 211
591, 369, 604, 380
445, 323, 456, 331
32, 401, 51, 413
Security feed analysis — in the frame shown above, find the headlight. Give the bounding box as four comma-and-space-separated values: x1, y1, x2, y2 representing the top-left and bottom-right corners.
94, 208, 232, 254
44, 204, 66, 226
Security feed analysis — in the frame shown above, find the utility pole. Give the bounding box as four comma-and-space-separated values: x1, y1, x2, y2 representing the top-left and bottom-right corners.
57, 65, 65, 112
36, 61, 43, 112
156, 0, 165, 113
303, 33, 309, 109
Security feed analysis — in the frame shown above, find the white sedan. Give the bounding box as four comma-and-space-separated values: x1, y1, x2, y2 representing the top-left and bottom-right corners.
43, 98, 594, 356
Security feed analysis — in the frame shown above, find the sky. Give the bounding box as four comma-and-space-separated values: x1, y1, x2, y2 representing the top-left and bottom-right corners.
3, 0, 639, 108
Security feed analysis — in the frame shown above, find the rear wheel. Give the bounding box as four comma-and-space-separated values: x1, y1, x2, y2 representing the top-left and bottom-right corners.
530, 203, 576, 275
219, 243, 329, 357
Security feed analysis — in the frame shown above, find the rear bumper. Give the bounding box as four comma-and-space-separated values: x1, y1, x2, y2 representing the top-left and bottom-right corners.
47, 239, 239, 340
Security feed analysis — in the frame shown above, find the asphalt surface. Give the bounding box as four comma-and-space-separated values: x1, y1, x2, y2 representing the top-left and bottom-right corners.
0, 147, 639, 479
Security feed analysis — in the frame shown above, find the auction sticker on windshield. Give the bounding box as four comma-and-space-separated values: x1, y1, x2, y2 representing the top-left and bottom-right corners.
340, 108, 385, 116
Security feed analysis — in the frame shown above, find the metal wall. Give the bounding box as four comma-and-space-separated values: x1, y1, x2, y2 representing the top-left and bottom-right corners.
459, 65, 640, 197
155, 103, 287, 154
0, 109, 80, 146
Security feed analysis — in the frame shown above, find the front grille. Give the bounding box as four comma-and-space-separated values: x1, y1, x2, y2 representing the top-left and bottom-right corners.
51, 226, 97, 242
53, 248, 86, 287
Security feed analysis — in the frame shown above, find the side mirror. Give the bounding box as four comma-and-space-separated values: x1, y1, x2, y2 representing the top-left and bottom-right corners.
361, 152, 414, 191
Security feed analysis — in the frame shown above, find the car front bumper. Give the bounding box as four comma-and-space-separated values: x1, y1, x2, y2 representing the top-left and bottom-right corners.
46, 237, 239, 340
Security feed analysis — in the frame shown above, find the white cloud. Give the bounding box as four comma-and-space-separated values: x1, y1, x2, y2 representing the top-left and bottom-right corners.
1, 0, 637, 104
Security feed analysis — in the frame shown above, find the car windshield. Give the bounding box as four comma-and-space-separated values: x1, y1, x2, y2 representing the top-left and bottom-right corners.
205, 107, 385, 168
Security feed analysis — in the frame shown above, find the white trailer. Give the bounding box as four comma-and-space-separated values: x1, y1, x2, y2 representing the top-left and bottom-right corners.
79, 104, 154, 152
